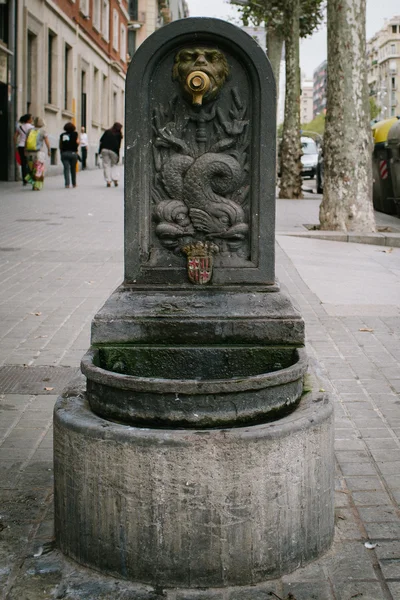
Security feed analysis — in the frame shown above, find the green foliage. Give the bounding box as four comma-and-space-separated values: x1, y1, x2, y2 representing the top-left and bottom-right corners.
369, 96, 380, 121
237, 0, 325, 39
301, 112, 325, 137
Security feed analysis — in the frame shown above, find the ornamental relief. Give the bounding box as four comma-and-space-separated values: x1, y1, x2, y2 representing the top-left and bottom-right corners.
151, 47, 251, 281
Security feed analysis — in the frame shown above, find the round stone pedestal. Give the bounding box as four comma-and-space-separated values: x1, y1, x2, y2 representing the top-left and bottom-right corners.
54, 378, 334, 588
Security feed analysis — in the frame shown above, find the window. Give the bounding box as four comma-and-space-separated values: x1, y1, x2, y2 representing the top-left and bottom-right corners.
113, 10, 119, 50
120, 24, 126, 61
392, 25, 397, 34
391, 43, 396, 55
102, 0, 110, 41
81, 71, 87, 128
80, 0, 89, 17
102, 74, 108, 125
128, 29, 136, 59
64, 44, 72, 110
0, 2, 9, 44
113, 90, 117, 122
93, 0, 101, 29
128, 0, 138, 21
93, 67, 99, 122
48, 32, 56, 104
27, 32, 38, 113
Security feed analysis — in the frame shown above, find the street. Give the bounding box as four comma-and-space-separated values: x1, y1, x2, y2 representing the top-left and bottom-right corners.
1, 168, 400, 599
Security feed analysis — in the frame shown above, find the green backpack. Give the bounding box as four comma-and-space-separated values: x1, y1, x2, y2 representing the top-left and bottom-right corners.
26, 129, 40, 152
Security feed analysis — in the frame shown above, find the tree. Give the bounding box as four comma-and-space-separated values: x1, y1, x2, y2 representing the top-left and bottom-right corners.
301, 112, 325, 136
319, 0, 375, 231
238, 2, 285, 106
237, 0, 324, 199
279, 0, 324, 198
369, 97, 380, 121
279, 0, 302, 198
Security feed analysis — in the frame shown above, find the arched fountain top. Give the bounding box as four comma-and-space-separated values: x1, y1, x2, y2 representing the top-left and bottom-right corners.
124, 17, 276, 287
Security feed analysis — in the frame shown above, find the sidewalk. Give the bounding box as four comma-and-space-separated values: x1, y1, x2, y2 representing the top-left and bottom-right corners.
0, 171, 400, 599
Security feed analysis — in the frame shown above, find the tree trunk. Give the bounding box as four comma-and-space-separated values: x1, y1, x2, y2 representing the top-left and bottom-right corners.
319, 0, 375, 231
279, 0, 302, 199
266, 23, 284, 103
267, 24, 285, 177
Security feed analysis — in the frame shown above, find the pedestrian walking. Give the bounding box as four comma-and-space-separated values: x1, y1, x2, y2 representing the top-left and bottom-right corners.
80, 126, 88, 170
99, 122, 123, 187
59, 122, 79, 188
14, 114, 34, 185
24, 117, 51, 191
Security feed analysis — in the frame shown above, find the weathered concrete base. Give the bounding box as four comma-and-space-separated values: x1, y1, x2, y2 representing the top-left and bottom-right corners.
54, 376, 334, 588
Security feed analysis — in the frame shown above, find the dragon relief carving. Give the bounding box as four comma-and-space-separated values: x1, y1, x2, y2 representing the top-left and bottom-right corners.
152, 47, 250, 281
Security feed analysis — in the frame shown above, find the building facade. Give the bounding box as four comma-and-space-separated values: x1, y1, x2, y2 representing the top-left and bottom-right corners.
367, 15, 400, 121
300, 78, 313, 124
127, 0, 188, 58
313, 60, 327, 119
0, 0, 188, 182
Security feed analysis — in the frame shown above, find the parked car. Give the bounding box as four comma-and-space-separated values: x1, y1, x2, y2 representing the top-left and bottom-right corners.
300, 136, 319, 179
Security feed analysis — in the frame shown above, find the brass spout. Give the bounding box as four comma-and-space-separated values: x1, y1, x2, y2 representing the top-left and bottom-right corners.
186, 71, 211, 106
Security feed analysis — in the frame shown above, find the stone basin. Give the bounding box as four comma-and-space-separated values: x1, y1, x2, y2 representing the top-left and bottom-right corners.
81, 346, 308, 428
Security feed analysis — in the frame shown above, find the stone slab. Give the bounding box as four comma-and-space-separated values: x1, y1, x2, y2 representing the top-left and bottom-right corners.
91, 286, 305, 346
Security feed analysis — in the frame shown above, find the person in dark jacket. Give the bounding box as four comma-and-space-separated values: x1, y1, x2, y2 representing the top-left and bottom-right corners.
99, 122, 123, 187
59, 122, 79, 188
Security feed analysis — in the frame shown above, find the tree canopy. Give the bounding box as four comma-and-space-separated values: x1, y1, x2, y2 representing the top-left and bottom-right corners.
237, 0, 324, 39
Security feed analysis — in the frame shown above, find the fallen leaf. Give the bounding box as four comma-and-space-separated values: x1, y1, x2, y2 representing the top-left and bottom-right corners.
359, 328, 374, 332
44, 387, 54, 391
382, 247, 393, 253
30, 312, 42, 316
319, 388, 325, 392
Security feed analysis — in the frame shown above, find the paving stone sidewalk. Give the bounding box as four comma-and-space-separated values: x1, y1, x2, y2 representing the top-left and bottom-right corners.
1, 173, 400, 599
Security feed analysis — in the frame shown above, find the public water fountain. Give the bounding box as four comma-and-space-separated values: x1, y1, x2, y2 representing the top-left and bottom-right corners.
54, 18, 334, 591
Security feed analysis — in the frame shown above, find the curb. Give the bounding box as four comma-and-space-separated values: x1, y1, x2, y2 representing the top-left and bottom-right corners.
277, 231, 400, 247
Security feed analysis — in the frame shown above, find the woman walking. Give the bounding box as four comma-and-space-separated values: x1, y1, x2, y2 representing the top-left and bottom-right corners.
99, 122, 123, 187
60, 122, 79, 188
80, 126, 88, 170
24, 117, 51, 191
14, 114, 33, 185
